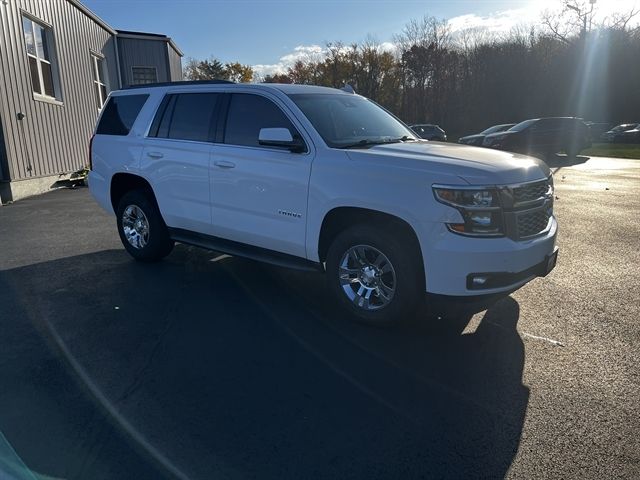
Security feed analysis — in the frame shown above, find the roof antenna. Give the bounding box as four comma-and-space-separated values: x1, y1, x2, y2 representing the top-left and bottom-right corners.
341, 84, 355, 94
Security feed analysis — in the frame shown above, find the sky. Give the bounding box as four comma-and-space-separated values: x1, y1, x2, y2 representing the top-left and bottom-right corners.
82, 0, 639, 77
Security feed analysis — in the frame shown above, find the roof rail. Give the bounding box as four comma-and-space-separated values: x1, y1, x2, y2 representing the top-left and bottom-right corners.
123, 79, 235, 90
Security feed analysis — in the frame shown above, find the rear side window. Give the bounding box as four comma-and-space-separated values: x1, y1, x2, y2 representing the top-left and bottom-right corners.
151, 93, 220, 142
96, 94, 148, 136
224, 94, 297, 148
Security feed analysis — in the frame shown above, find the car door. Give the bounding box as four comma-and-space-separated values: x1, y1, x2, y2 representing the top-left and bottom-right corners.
141, 92, 221, 235
210, 92, 314, 258
528, 119, 555, 153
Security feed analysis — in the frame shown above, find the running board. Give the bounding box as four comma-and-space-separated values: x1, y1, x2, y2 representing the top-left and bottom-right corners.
168, 228, 323, 273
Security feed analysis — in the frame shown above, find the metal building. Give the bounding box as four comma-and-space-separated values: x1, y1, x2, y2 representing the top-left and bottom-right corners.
0, 0, 183, 203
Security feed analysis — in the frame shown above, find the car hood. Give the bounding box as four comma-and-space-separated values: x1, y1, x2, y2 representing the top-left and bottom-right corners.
345, 141, 551, 185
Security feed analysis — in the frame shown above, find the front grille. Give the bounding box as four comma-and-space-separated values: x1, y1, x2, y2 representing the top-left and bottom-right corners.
517, 208, 551, 238
512, 179, 550, 204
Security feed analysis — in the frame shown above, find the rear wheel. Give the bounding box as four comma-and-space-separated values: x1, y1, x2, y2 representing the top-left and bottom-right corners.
326, 224, 424, 326
116, 190, 174, 262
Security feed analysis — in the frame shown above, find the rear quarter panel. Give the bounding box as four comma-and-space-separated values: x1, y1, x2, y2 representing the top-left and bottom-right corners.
89, 90, 165, 213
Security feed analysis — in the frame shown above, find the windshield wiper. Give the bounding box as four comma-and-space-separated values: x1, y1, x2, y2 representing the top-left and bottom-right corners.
337, 136, 417, 149
391, 135, 418, 143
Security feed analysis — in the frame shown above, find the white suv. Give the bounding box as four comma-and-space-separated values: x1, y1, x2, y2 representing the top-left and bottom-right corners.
89, 81, 558, 325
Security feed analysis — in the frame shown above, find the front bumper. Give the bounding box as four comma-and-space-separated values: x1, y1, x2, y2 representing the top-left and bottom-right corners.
423, 217, 558, 296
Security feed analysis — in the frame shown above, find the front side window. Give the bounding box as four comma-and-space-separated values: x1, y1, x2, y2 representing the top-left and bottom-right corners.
22, 16, 59, 99
289, 94, 415, 148
132, 67, 158, 85
224, 94, 298, 148
91, 54, 108, 109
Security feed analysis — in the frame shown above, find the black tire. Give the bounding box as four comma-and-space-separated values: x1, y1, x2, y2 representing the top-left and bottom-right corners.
325, 224, 424, 326
116, 189, 174, 262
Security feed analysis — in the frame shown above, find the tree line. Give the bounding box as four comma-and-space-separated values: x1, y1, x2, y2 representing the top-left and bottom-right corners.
184, 1, 640, 136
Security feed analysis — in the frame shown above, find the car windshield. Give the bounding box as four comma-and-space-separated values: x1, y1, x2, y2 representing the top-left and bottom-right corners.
288, 93, 416, 148
481, 125, 504, 135
508, 119, 538, 132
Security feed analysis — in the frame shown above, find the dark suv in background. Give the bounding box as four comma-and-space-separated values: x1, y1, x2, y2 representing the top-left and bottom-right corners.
483, 117, 591, 158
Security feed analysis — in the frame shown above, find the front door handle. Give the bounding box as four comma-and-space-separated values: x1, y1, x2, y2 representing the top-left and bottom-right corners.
214, 160, 236, 169
147, 151, 164, 159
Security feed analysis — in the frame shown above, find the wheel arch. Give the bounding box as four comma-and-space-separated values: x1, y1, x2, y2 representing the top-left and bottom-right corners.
317, 206, 425, 286
110, 172, 157, 213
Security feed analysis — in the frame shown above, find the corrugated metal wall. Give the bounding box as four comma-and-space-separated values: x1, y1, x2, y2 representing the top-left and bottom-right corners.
117, 37, 172, 86
0, 113, 7, 180
168, 45, 183, 81
0, 0, 118, 182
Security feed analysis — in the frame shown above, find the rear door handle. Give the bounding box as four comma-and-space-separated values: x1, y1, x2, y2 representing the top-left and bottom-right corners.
214, 160, 236, 169
147, 151, 164, 159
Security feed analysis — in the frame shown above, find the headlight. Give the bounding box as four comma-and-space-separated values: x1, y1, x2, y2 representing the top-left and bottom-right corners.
433, 186, 504, 236
433, 187, 498, 208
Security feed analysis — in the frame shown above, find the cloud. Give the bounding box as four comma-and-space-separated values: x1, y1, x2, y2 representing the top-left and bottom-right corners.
252, 42, 399, 78
253, 44, 326, 78
253, 1, 639, 78
378, 41, 397, 53
447, 0, 640, 34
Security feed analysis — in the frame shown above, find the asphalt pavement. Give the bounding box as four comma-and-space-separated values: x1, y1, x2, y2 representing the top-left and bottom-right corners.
0, 155, 638, 479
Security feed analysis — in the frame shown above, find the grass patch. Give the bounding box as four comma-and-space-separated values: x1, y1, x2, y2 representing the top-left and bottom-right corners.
582, 143, 640, 159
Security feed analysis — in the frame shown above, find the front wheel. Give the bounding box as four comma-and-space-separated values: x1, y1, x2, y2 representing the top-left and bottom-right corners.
325, 224, 424, 326
116, 190, 174, 262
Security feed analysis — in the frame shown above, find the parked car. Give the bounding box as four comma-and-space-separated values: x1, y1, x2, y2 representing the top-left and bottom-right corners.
458, 123, 516, 146
483, 117, 591, 158
89, 81, 558, 326
410, 124, 447, 141
584, 121, 611, 142
601, 123, 640, 143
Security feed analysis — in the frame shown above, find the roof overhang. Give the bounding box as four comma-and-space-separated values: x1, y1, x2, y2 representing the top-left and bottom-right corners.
67, 0, 117, 35
65, 1, 184, 57
116, 31, 184, 57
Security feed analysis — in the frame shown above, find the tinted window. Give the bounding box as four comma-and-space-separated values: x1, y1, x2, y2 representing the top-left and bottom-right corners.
509, 119, 538, 132
537, 118, 563, 129
96, 94, 149, 136
225, 94, 297, 148
481, 124, 511, 135
155, 93, 219, 142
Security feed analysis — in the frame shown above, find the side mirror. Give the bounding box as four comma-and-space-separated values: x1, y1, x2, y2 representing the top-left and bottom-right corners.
258, 128, 306, 153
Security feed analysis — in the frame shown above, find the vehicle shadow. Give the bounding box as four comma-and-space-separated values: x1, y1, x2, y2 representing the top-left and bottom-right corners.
544, 153, 590, 170
0, 246, 529, 480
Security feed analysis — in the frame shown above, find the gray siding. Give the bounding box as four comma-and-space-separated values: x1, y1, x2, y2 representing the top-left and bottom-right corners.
0, 0, 117, 181
117, 37, 171, 86
168, 45, 183, 81
0, 114, 7, 181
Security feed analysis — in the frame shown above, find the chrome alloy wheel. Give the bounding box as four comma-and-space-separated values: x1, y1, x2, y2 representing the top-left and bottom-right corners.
122, 205, 150, 249
338, 245, 397, 311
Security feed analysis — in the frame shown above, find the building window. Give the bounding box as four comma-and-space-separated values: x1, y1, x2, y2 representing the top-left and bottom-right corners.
132, 67, 158, 85
91, 53, 108, 109
22, 15, 60, 100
